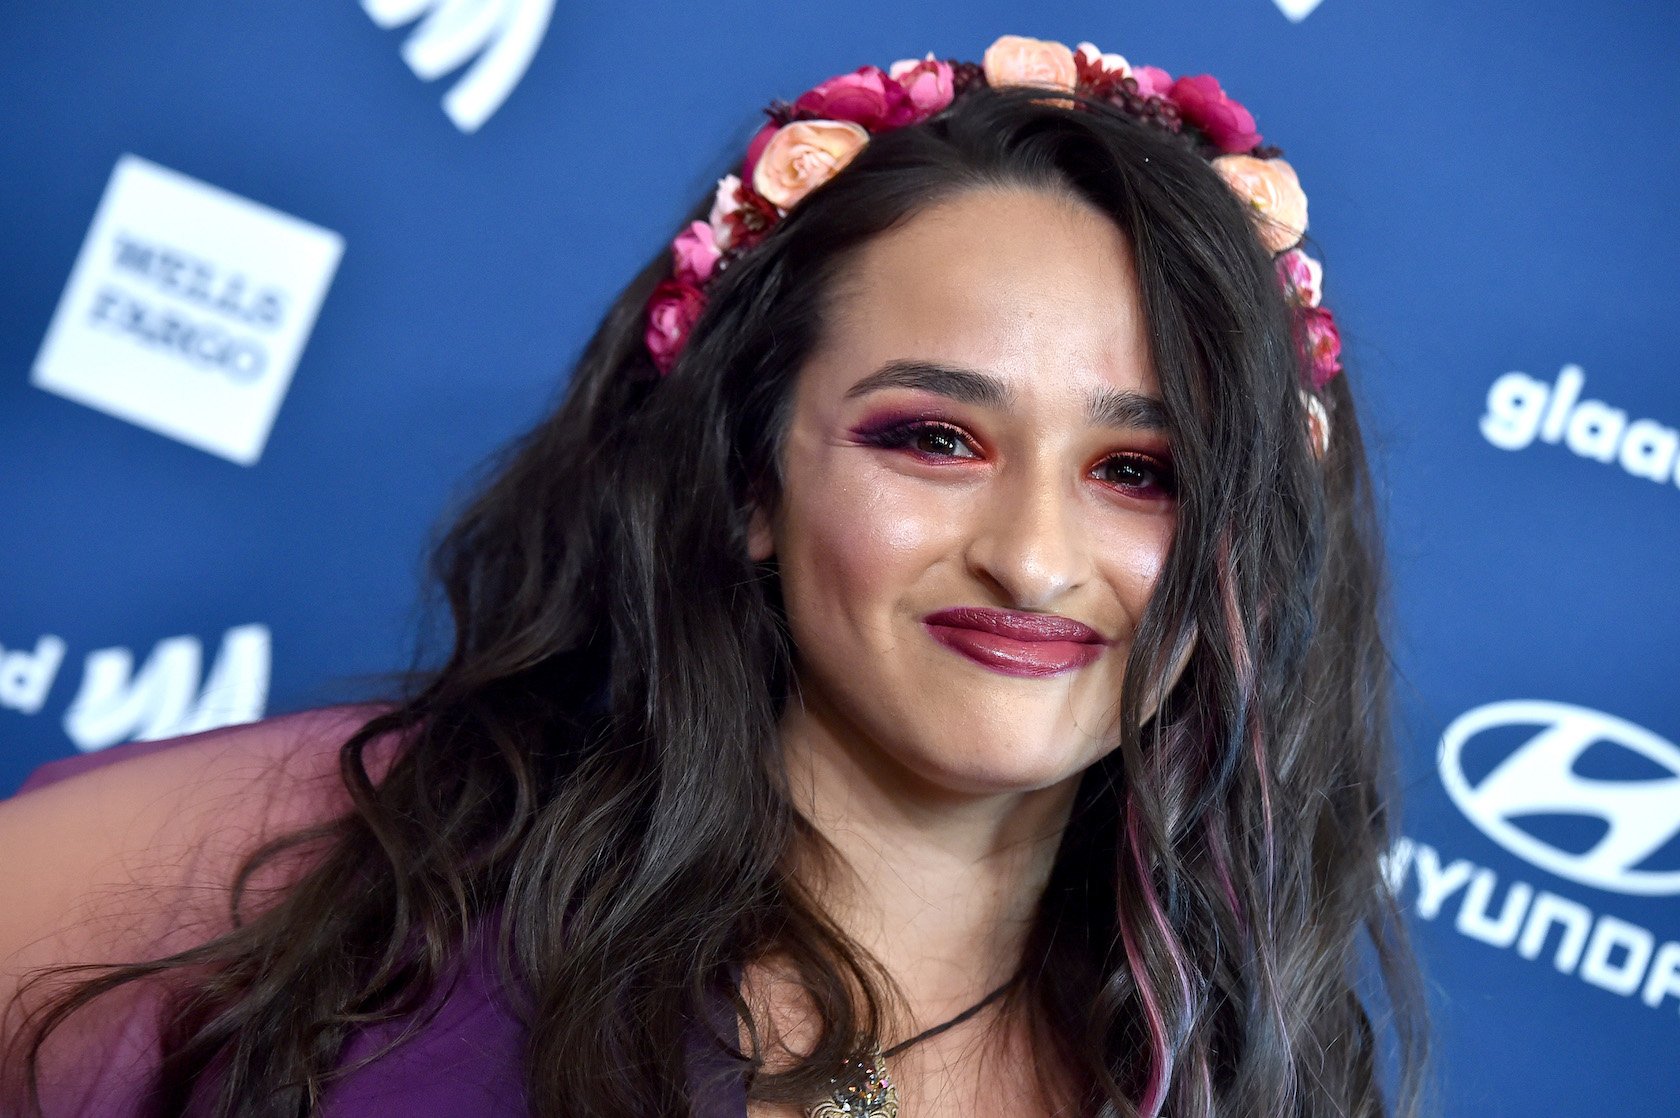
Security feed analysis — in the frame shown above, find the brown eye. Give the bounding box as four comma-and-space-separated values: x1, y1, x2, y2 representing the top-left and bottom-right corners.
914, 427, 971, 457
1095, 454, 1176, 498
857, 420, 982, 459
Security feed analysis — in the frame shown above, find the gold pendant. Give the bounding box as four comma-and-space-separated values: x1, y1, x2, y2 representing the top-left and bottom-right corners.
804, 1048, 899, 1117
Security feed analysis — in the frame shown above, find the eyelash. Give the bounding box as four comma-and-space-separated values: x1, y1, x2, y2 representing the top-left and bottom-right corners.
857, 419, 1177, 499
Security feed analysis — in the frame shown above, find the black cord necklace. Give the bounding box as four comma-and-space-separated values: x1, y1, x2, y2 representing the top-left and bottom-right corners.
805, 971, 1021, 1118
882, 973, 1018, 1058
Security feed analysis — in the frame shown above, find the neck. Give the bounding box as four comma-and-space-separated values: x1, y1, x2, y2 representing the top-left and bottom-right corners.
776, 688, 1079, 1031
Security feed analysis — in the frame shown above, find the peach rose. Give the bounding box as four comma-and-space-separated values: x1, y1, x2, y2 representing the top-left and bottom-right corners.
982, 34, 1077, 92
739, 120, 778, 182
751, 119, 871, 211
1211, 154, 1308, 253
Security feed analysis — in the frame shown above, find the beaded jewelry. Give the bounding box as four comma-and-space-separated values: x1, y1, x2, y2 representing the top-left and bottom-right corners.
804, 974, 1019, 1118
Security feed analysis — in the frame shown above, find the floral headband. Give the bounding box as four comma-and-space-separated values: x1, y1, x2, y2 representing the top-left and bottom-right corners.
643, 33, 1343, 396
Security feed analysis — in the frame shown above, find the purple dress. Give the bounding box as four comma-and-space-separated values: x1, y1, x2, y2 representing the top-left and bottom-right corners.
9, 714, 750, 1118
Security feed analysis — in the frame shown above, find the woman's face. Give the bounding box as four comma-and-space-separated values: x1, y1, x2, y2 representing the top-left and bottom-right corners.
752, 185, 1181, 799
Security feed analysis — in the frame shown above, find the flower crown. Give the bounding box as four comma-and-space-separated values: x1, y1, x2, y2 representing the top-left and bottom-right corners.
643, 33, 1343, 392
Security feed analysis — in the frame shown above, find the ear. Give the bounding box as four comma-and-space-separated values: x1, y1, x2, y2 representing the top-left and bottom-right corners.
747, 500, 775, 562
1300, 388, 1331, 461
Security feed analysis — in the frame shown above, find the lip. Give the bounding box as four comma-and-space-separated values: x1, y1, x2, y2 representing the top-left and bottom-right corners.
922, 607, 1108, 678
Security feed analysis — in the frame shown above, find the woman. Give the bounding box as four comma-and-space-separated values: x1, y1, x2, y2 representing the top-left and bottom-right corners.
1, 33, 1429, 1118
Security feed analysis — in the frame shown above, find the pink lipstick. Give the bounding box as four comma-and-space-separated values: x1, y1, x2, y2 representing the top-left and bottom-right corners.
922, 606, 1108, 678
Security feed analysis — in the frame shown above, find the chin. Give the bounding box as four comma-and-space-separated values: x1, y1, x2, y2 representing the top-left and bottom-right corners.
897, 728, 1098, 798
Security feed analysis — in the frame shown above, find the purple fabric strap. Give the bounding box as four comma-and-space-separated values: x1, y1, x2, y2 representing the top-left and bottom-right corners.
303, 928, 749, 1117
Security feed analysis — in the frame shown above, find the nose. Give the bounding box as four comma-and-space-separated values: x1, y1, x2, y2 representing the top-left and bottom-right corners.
963, 460, 1094, 610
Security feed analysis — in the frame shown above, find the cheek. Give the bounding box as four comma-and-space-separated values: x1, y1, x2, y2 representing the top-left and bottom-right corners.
777, 464, 959, 630
1094, 513, 1175, 622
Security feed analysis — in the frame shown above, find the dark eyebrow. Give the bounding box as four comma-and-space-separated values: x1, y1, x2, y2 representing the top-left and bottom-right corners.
1088, 386, 1170, 432
843, 359, 1012, 408
844, 358, 1170, 432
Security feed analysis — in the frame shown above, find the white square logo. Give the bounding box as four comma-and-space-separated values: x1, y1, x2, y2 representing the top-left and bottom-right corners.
32, 155, 344, 466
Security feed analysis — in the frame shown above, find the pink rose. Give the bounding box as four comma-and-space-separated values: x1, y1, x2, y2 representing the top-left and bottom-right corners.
740, 120, 778, 182
1211, 154, 1308, 253
1299, 305, 1342, 389
982, 34, 1078, 92
794, 66, 917, 129
888, 53, 955, 120
1168, 74, 1260, 154
751, 119, 871, 211
645, 280, 705, 376
670, 220, 721, 287
1130, 65, 1173, 98
1276, 247, 1323, 308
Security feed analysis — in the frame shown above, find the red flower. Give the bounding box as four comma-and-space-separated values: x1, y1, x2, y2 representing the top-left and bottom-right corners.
1298, 305, 1342, 389
1167, 74, 1261, 154
645, 280, 705, 376
708, 174, 780, 253
1072, 42, 1130, 98
793, 66, 917, 129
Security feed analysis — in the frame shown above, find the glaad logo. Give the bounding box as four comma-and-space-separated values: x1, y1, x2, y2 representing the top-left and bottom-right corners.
0, 625, 270, 752
32, 156, 344, 465
1481, 365, 1680, 490
364, 0, 555, 133
1439, 700, 1680, 896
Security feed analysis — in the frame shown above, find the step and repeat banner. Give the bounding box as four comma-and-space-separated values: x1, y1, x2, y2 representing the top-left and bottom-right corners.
2, 2, 1676, 1114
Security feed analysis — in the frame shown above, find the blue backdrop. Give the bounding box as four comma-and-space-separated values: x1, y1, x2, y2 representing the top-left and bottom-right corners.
3, 2, 1677, 1114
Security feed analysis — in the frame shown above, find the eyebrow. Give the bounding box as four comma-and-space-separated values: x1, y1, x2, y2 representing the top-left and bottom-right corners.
844, 358, 1169, 432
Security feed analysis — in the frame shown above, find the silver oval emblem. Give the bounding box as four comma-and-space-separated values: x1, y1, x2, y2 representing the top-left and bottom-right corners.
1439, 700, 1680, 896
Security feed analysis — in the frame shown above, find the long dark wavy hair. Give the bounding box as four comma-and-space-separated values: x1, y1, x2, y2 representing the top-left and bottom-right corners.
8, 84, 1429, 1117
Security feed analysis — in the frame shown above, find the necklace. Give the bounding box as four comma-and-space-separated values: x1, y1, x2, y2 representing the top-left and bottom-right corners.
803, 973, 1020, 1118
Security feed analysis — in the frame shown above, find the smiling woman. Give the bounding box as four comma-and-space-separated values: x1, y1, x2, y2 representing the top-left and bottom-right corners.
759, 189, 1181, 803
1, 33, 1428, 1118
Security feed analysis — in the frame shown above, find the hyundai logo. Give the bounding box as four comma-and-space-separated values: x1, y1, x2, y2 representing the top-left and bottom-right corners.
1439, 700, 1680, 896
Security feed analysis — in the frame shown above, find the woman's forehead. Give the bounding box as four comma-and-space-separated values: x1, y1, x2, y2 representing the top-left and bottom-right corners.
815, 187, 1160, 403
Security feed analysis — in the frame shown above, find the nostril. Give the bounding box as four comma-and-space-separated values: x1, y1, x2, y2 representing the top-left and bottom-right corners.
964, 492, 1091, 610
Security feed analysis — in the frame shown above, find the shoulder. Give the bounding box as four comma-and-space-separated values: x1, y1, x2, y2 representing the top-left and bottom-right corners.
10, 704, 388, 800
0, 705, 400, 1008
